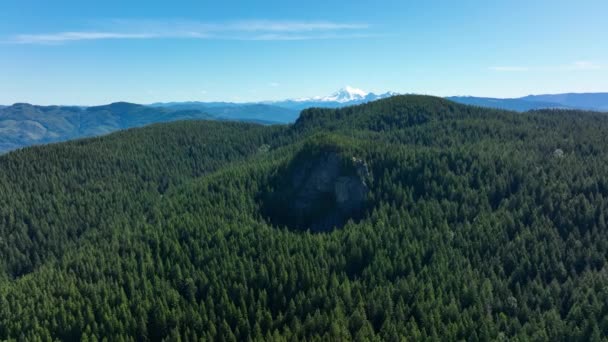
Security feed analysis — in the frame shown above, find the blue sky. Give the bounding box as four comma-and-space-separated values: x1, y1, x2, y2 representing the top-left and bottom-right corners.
1, 0, 607, 105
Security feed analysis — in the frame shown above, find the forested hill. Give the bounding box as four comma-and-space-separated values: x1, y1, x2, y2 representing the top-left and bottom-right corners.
0, 102, 217, 154
1, 95, 608, 340
0, 102, 287, 155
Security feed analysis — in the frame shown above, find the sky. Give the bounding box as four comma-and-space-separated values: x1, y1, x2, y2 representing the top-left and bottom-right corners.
1, 0, 607, 105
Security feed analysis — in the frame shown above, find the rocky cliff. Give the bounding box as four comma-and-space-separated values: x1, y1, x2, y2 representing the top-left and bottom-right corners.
262, 150, 370, 232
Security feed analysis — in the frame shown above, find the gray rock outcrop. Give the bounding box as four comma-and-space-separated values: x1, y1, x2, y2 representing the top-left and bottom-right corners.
288, 152, 369, 231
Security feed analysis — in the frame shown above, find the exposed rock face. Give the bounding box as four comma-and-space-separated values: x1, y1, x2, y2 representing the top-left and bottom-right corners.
263, 151, 370, 232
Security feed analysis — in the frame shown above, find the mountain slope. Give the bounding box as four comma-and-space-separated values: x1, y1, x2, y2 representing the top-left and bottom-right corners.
0, 102, 215, 154
1, 96, 608, 340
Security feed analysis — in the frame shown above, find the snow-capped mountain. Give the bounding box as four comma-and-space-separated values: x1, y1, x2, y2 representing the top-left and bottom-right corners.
294, 86, 370, 103
271, 86, 399, 110
293, 86, 398, 103
151, 87, 400, 123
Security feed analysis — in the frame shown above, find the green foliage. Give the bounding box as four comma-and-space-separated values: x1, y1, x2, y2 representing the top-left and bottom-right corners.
1, 95, 608, 340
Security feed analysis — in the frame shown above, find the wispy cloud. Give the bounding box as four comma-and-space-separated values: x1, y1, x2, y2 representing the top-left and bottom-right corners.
489, 66, 529, 72
489, 61, 606, 72
248, 32, 376, 41
268, 82, 280, 87
14, 32, 162, 44
217, 20, 368, 32
8, 20, 371, 44
569, 60, 603, 71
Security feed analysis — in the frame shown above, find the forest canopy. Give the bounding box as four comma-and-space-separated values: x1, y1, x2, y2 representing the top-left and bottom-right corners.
1, 96, 608, 341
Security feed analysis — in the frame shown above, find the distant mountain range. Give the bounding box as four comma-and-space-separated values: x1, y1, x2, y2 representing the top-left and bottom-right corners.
2, 88, 607, 154
0, 102, 216, 154
153, 88, 608, 114
149, 102, 300, 123
447, 93, 608, 112
150, 86, 397, 117
266, 86, 399, 110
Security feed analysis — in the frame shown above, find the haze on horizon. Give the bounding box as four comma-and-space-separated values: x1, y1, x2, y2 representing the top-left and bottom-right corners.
1, 0, 607, 105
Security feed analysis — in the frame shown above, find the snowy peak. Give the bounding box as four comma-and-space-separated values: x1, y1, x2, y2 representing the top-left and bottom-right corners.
329, 86, 369, 103
307, 86, 368, 103
294, 86, 397, 103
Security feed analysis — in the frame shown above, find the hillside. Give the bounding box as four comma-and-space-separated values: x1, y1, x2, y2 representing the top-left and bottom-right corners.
0, 102, 290, 154
0, 102, 217, 154
1, 96, 608, 340
5, 91, 608, 155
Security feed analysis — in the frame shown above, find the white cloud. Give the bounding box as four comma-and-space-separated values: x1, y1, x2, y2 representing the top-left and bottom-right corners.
269, 82, 280, 87
214, 20, 368, 32
248, 32, 375, 41
489, 61, 606, 72
569, 61, 603, 70
14, 32, 160, 44
488, 66, 529, 72
9, 20, 370, 44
